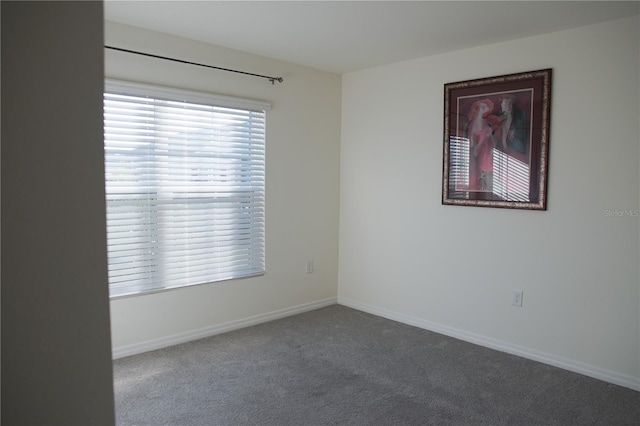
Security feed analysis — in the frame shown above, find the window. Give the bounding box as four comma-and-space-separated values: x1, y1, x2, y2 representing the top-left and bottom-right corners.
104, 80, 268, 298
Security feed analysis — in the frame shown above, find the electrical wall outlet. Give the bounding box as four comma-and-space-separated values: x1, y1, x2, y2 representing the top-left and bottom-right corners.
511, 290, 523, 307
306, 260, 314, 274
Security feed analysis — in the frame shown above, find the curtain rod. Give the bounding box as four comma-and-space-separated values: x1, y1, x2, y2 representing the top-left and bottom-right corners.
105, 46, 284, 84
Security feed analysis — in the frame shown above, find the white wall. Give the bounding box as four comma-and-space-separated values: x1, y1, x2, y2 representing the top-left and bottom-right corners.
2, 2, 115, 423
106, 22, 341, 355
339, 16, 640, 390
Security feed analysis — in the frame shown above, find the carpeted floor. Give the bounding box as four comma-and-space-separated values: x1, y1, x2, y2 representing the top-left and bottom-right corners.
113, 305, 639, 425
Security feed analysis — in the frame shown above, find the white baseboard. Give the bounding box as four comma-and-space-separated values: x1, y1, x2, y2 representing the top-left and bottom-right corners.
112, 297, 337, 359
338, 297, 640, 392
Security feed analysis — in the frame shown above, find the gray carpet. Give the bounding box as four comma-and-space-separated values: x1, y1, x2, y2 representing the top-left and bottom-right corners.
113, 305, 639, 425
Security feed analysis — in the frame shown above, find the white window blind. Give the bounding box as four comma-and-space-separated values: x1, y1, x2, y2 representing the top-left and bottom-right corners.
104, 80, 268, 298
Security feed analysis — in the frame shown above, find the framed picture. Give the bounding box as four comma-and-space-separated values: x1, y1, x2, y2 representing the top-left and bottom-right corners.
442, 69, 552, 210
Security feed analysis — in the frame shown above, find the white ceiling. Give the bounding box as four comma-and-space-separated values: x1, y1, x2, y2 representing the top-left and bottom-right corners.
104, 1, 640, 74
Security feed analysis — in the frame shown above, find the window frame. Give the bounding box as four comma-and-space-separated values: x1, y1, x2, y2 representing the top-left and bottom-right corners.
104, 79, 269, 298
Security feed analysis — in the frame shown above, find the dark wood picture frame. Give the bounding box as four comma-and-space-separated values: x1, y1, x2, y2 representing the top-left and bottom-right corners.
442, 69, 552, 210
